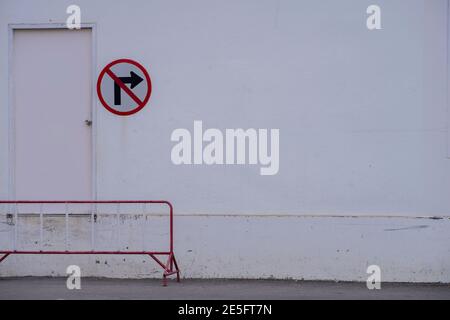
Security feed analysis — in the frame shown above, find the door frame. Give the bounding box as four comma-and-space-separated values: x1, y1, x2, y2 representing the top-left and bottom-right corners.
448, 0, 450, 158
8, 23, 98, 201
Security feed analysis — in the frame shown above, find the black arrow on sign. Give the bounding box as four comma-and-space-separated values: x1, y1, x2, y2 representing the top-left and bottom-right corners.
114, 71, 144, 105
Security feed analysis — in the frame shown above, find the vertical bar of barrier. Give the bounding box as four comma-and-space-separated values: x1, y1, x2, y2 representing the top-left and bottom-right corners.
167, 201, 174, 271
39, 203, 43, 249
141, 203, 146, 251
65, 202, 69, 250
169, 202, 173, 254
116, 203, 120, 251
13, 204, 18, 251
90, 203, 94, 250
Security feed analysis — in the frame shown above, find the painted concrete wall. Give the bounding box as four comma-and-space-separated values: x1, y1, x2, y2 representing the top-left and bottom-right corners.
1, 214, 450, 282
0, 0, 450, 282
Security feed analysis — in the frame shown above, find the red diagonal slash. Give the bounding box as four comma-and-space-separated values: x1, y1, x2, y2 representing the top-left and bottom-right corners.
106, 69, 143, 106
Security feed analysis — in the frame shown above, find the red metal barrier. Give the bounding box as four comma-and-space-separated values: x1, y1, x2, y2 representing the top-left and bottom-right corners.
0, 200, 180, 286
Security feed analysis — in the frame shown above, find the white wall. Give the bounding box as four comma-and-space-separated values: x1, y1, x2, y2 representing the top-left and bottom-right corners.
1, 0, 450, 282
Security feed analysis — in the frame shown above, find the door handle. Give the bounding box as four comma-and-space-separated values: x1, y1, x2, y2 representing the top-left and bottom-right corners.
85, 120, 92, 127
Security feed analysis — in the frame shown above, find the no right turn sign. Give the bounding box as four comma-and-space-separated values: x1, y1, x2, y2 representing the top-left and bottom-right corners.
97, 59, 152, 116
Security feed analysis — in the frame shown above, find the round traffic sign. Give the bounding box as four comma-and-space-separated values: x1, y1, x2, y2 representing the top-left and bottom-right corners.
97, 59, 152, 116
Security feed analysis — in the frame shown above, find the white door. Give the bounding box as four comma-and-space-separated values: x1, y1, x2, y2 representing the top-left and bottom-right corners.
12, 29, 93, 200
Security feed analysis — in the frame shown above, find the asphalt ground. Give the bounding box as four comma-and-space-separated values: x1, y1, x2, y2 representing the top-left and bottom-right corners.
0, 277, 449, 300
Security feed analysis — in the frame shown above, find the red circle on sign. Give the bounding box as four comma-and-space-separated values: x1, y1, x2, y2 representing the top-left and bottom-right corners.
97, 58, 152, 116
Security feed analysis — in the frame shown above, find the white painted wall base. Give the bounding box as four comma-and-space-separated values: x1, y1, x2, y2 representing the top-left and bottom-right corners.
1, 215, 449, 283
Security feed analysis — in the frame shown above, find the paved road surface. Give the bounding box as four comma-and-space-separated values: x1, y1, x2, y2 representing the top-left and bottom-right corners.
0, 278, 449, 300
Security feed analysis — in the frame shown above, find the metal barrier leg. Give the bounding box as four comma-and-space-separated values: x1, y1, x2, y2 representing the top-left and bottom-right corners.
163, 274, 168, 287
0, 253, 10, 264
161, 253, 180, 286
172, 255, 181, 282
148, 253, 177, 286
